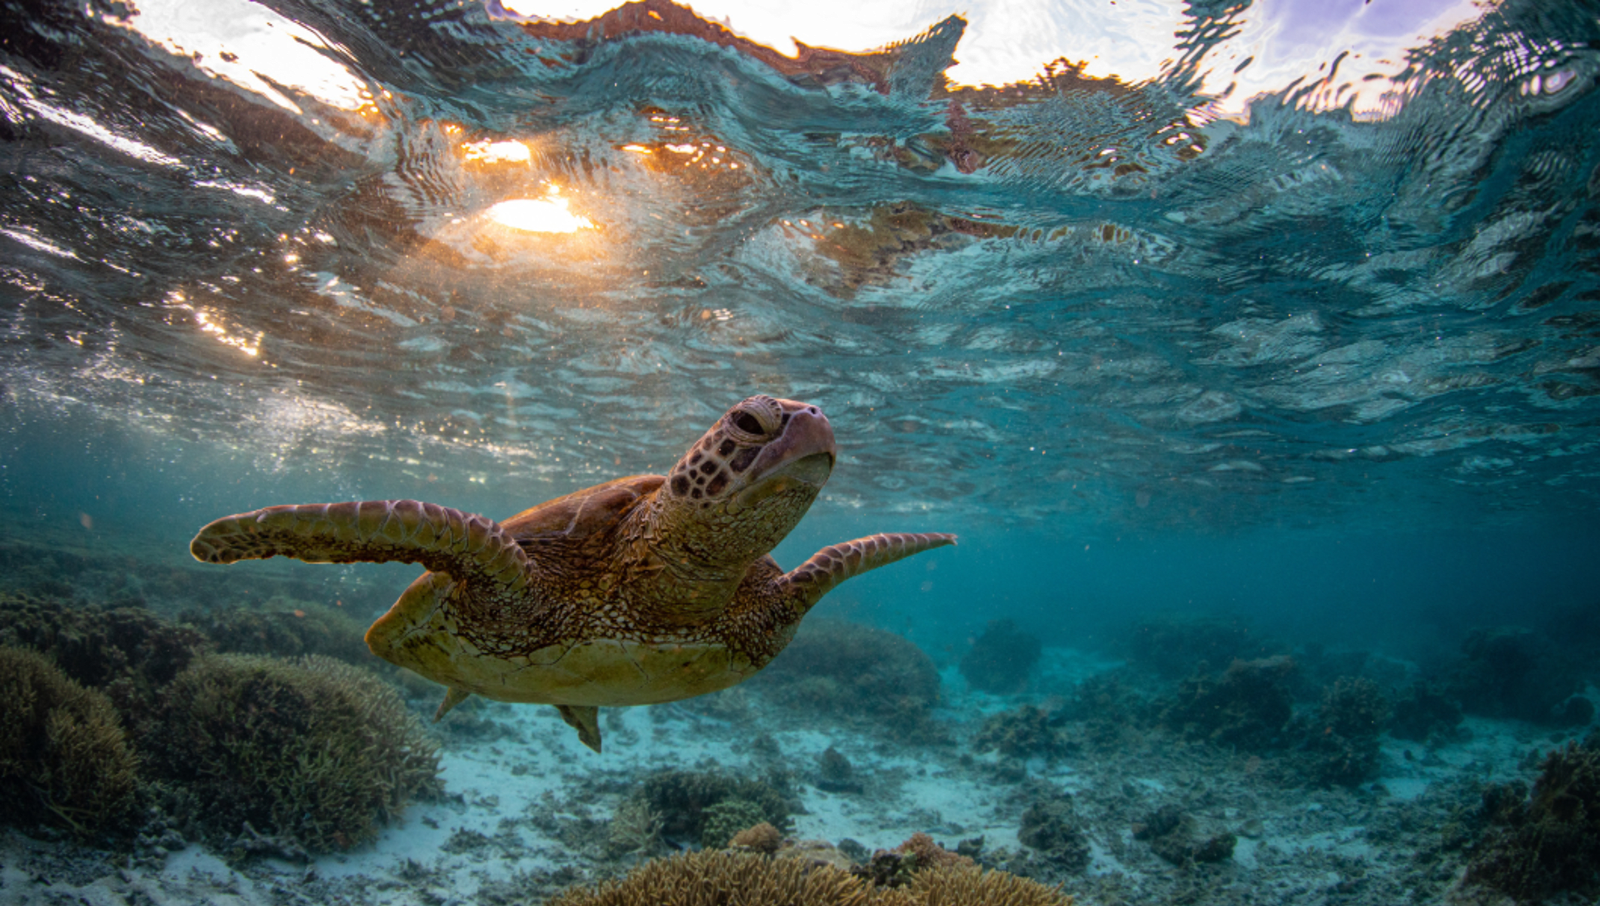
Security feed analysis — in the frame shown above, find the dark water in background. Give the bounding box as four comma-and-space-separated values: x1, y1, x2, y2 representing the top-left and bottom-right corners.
3, 0, 1600, 665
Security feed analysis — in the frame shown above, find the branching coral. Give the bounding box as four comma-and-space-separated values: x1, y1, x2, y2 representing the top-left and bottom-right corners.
0, 645, 141, 838
605, 799, 665, 858
145, 653, 441, 851
546, 850, 1072, 906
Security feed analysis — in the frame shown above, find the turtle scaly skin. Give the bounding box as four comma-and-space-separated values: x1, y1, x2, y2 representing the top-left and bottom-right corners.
191, 396, 954, 752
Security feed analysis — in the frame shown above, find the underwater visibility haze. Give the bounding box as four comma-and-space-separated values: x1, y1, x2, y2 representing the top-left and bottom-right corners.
3, 0, 1600, 903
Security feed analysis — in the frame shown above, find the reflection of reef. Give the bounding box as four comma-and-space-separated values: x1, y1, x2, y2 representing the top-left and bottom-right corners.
960, 619, 1042, 694
513, 0, 957, 94
1467, 732, 1600, 902
810, 202, 1019, 295
747, 618, 941, 739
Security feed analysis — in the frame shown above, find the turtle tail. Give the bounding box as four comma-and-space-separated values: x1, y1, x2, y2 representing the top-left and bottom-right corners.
190, 500, 531, 591
778, 532, 956, 612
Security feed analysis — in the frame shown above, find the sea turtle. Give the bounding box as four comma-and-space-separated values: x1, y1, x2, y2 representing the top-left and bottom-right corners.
190, 395, 954, 752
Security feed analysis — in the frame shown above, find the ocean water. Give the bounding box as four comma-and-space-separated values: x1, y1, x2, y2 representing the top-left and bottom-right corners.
3, 0, 1600, 903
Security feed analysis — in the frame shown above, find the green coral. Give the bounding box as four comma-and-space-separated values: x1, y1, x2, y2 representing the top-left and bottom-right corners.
634, 769, 793, 844
181, 596, 370, 664
0, 645, 141, 838
146, 653, 441, 851
700, 799, 769, 849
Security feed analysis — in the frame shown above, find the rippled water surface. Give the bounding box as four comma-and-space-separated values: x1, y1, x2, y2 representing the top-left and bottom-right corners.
4, 0, 1600, 605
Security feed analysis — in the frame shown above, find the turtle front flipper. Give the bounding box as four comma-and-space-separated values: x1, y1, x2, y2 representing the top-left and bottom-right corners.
190, 500, 531, 593
778, 532, 956, 611
557, 705, 603, 753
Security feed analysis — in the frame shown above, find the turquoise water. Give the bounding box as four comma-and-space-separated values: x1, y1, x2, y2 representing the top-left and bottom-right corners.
3, 0, 1600, 900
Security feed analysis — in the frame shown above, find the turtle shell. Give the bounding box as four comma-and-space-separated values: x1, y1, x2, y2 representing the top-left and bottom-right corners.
498, 474, 664, 543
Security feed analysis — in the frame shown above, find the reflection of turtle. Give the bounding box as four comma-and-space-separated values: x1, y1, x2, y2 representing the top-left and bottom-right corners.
190, 395, 954, 752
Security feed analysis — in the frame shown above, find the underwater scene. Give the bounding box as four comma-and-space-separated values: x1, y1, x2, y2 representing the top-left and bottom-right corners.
4, 0, 1600, 903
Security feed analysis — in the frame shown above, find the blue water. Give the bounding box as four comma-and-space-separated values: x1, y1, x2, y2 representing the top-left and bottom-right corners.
4, 0, 1600, 662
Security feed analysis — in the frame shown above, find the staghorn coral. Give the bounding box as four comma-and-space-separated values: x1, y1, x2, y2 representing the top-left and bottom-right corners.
1467, 732, 1600, 901
546, 849, 1072, 906
960, 619, 1041, 694
0, 645, 141, 838
145, 653, 441, 852
747, 619, 942, 740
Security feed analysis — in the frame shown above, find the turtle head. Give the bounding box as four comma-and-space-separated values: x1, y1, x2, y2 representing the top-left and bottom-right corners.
656, 394, 837, 568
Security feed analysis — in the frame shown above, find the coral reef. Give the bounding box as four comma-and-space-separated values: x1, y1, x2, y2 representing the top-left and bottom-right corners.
0, 593, 207, 724
144, 654, 441, 851
700, 799, 770, 850
728, 821, 782, 854
816, 745, 863, 794
0, 645, 141, 838
1017, 796, 1091, 874
747, 619, 942, 739
973, 706, 1074, 762
1132, 804, 1235, 866
633, 769, 793, 845
181, 597, 370, 664
1158, 656, 1297, 751
1297, 677, 1392, 787
1466, 732, 1600, 901
960, 619, 1041, 694
545, 849, 1073, 906
1445, 626, 1586, 725
894, 831, 974, 871
1388, 682, 1464, 742
1121, 613, 1281, 679
605, 799, 664, 858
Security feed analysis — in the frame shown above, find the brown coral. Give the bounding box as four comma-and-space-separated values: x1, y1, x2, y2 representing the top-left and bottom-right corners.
546, 850, 1071, 906
729, 821, 783, 854
0, 645, 141, 837
895, 832, 974, 870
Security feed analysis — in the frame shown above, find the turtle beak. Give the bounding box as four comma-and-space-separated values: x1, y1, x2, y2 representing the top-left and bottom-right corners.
728, 405, 836, 513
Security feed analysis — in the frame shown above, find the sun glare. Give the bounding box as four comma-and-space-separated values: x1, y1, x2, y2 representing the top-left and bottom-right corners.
486, 194, 594, 234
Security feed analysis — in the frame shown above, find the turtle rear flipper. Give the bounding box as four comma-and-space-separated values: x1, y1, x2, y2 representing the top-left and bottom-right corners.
189, 500, 531, 592
778, 532, 956, 610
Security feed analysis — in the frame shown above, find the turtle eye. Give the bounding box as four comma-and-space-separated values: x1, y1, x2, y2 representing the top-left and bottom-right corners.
732, 411, 764, 435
